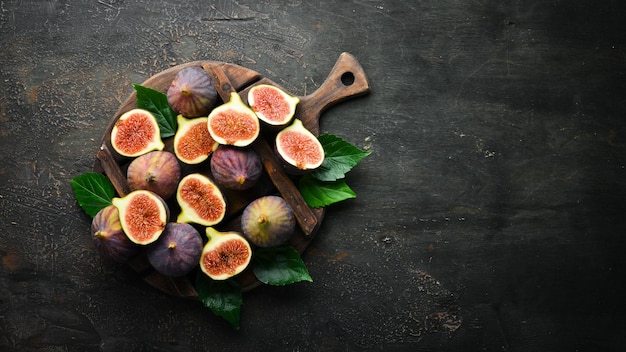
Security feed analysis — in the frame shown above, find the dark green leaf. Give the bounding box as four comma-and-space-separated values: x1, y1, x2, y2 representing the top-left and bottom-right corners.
71, 172, 116, 217
298, 174, 356, 208
195, 273, 243, 329
311, 134, 371, 182
132, 83, 177, 138
252, 245, 312, 286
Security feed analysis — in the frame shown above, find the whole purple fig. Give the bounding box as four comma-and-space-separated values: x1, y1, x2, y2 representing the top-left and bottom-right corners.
167, 66, 217, 117
91, 205, 139, 263
241, 196, 295, 247
146, 222, 203, 277
126, 150, 181, 200
210, 145, 262, 190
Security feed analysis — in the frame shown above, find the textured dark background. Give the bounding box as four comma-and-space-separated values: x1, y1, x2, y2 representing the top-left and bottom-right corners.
1, 1, 626, 351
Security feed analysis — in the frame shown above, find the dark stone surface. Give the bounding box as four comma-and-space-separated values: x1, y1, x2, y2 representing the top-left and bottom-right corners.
1, 1, 625, 351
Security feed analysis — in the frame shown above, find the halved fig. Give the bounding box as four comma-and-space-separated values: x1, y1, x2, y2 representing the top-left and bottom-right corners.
210, 145, 262, 190
275, 118, 325, 171
126, 150, 181, 200
207, 92, 260, 147
173, 115, 219, 164
91, 205, 140, 263
176, 173, 227, 226
146, 222, 203, 277
241, 195, 295, 247
248, 84, 299, 127
199, 227, 252, 280
111, 109, 164, 157
167, 66, 218, 118
111, 190, 169, 245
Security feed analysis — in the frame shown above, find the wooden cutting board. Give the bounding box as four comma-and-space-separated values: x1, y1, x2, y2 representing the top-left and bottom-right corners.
93, 52, 370, 297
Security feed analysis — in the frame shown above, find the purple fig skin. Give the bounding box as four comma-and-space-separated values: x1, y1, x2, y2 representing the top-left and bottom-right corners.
146, 222, 203, 277
167, 67, 218, 118
91, 205, 139, 263
127, 151, 181, 200
241, 196, 296, 247
210, 145, 262, 190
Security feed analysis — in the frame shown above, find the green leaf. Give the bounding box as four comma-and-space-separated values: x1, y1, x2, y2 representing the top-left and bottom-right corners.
298, 174, 356, 208
311, 134, 371, 182
252, 245, 312, 286
71, 172, 116, 217
132, 83, 177, 138
195, 273, 243, 330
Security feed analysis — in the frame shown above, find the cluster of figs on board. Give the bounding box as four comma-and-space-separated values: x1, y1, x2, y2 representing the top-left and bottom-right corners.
92, 66, 325, 281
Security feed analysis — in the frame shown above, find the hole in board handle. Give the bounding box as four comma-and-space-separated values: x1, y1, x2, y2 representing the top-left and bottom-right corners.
341, 72, 355, 86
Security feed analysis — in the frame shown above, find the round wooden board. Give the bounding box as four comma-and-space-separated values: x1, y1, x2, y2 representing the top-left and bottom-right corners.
92, 53, 370, 298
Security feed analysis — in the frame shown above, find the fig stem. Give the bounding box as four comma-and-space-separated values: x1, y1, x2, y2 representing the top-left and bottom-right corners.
145, 173, 156, 183
205, 227, 220, 241
180, 85, 191, 97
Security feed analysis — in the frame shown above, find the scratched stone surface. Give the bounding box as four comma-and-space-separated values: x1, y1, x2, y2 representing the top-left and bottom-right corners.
1, 0, 626, 351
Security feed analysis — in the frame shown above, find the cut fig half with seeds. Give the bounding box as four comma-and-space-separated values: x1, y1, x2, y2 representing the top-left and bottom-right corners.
275, 118, 325, 172
174, 114, 219, 164
176, 173, 227, 226
111, 108, 164, 157
111, 190, 169, 245
207, 92, 260, 147
248, 84, 299, 128
199, 227, 252, 280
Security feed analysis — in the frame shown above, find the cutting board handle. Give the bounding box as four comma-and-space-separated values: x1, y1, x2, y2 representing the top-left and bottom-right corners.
298, 52, 370, 136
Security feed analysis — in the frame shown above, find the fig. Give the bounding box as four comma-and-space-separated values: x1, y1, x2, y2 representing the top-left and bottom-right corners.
248, 84, 299, 128
167, 66, 218, 118
146, 222, 203, 277
210, 145, 262, 190
176, 173, 227, 226
126, 150, 181, 200
199, 227, 252, 280
241, 196, 296, 247
91, 205, 139, 263
275, 118, 325, 171
111, 190, 169, 245
207, 92, 260, 147
111, 108, 164, 157
173, 114, 219, 164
